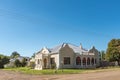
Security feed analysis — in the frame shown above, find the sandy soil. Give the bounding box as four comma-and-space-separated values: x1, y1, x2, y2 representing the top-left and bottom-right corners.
0, 69, 120, 80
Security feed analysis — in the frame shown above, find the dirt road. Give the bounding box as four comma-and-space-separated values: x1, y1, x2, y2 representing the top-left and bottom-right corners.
0, 69, 120, 80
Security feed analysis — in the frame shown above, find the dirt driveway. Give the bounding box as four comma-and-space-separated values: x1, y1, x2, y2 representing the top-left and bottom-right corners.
0, 69, 120, 80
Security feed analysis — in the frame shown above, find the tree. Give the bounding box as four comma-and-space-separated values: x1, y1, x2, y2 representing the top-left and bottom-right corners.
0, 54, 10, 68
10, 51, 20, 58
14, 59, 21, 67
31, 53, 36, 58
21, 58, 27, 67
106, 39, 120, 62
100, 51, 106, 60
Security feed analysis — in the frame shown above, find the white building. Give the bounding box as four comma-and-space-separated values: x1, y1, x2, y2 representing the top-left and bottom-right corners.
35, 43, 100, 70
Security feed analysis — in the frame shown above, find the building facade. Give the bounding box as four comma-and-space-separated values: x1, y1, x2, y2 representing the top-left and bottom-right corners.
35, 43, 100, 70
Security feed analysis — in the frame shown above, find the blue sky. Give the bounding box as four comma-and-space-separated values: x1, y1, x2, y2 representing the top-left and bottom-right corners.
0, 0, 120, 57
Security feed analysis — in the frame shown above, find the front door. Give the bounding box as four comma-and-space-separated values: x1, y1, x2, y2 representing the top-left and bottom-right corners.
44, 58, 47, 68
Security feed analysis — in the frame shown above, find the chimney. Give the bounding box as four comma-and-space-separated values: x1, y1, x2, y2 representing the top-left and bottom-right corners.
80, 43, 82, 49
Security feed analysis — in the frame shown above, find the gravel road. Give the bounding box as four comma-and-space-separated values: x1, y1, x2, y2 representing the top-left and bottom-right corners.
0, 69, 120, 80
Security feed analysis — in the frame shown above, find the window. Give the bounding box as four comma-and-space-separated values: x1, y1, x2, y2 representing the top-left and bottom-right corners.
87, 58, 90, 65
26, 59, 28, 61
95, 58, 97, 64
50, 58, 55, 64
64, 57, 70, 65
37, 59, 40, 64
91, 58, 94, 65
82, 57, 86, 65
76, 57, 81, 65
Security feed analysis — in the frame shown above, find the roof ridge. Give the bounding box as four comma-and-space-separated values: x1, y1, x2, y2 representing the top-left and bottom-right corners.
67, 43, 79, 47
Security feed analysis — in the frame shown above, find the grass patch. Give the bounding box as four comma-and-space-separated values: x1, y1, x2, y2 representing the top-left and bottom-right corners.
3, 66, 120, 75
3, 67, 87, 75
